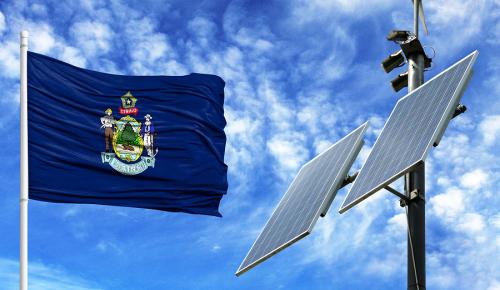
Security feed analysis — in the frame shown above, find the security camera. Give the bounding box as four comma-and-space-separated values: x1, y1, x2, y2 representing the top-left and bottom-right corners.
387, 30, 411, 42
381, 50, 405, 73
391, 71, 408, 92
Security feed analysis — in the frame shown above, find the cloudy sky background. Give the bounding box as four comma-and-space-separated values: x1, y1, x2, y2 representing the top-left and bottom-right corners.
0, 0, 499, 289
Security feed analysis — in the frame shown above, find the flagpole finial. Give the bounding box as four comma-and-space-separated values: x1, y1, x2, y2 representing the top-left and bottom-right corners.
21, 31, 28, 48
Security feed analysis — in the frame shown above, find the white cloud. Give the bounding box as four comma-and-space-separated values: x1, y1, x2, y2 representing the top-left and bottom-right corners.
297, 92, 342, 136
231, 26, 274, 53
387, 212, 406, 230
460, 169, 489, 189
224, 107, 265, 190
30, 3, 47, 15
187, 16, 217, 49
366, 115, 385, 138
491, 213, 500, 229
80, 0, 100, 12
392, 0, 489, 56
365, 252, 401, 278
430, 187, 465, 220
211, 244, 221, 253
0, 18, 88, 72
260, 81, 294, 131
426, 0, 486, 30
484, 56, 500, 112
33, 24, 88, 68
291, 0, 397, 22
125, 17, 174, 74
62, 207, 80, 219
457, 212, 485, 233
258, 79, 310, 179
222, 1, 275, 54
0, 40, 19, 78
487, 3, 500, 45
426, 224, 499, 290
103, 12, 191, 76
427, 0, 487, 52
313, 139, 333, 154
479, 115, 500, 146
0, 82, 20, 106
487, 280, 500, 290
267, 132, 308, 175
30, 23, 56, 53
96, 240, 122, 254
427, 258, 457, 289
60, 46, 87, 67
436, 176, 451, 187
391, 10, 413, 32
419, 110, 500, 288
0, 258, 104, 290
70, 20, 113, 57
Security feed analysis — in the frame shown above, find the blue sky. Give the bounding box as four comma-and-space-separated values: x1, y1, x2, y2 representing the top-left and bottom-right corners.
0, 0, 499, 289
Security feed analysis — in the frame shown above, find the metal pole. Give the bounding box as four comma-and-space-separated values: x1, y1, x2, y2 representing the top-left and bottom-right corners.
20, 30, 29, 290
414, 0, 420, 38
408, 54, 424, 92
406, 34, 426, 289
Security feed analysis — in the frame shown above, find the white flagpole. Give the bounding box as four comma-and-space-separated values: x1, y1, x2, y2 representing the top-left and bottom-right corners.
20, 30, 29, 290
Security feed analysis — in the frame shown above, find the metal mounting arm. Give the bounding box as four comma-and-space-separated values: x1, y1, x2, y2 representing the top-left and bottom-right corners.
433, 104, 467, 147
384, 185, 409, 202
341, 172, 414, 206
341, 171, 359, 188
453, 104, 467, 118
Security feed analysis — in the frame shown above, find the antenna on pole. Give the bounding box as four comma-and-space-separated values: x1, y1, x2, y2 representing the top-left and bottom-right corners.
412, 0, 429, 37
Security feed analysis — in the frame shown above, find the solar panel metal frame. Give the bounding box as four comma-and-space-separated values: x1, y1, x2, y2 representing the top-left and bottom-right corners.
236, 123, 368, 276
339, 50, 478, 214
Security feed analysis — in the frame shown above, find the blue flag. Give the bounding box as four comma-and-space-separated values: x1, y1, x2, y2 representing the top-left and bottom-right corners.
27, 52, 228, 217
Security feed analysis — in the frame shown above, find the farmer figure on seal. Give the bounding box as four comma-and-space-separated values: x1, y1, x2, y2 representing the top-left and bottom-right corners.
100, 108, 115, 152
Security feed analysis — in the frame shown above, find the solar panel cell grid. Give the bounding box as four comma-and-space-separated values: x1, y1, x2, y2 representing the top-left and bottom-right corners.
236, 122, 368, 276
339, 51, 478, 213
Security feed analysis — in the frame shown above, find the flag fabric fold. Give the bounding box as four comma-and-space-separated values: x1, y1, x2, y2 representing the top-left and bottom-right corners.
27, 51, 228, 217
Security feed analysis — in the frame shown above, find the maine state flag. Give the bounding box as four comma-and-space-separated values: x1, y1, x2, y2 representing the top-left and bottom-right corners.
27, 52, 228, 216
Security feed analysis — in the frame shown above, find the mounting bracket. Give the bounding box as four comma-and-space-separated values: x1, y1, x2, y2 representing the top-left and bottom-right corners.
341, 171, 359, 188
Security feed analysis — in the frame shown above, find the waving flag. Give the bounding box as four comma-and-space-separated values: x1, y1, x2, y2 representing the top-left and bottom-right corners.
27, 52, 228, 217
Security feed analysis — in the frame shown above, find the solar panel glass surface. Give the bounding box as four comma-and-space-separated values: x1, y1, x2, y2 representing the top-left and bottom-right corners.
339, 51, 478, 213
236, 123, 368, 276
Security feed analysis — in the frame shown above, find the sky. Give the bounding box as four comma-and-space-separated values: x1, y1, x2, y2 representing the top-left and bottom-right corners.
0, 0, 499, 289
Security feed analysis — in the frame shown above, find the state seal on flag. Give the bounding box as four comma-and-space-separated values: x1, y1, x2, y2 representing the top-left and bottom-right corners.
100, 91, 158, 175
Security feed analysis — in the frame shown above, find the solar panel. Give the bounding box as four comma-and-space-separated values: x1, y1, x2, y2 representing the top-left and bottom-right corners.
236, 123, 368, 276
339, 51, 478, 213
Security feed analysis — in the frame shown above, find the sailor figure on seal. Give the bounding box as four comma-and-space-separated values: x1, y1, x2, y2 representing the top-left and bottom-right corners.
100, 108, 115, 153
142, 114, 157, 157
